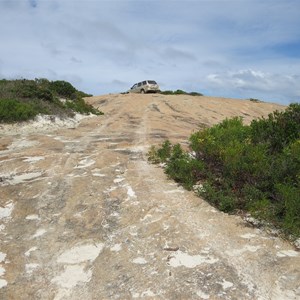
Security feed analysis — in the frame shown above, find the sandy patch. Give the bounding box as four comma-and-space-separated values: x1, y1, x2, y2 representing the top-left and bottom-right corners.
25, 247, 38, 257
126, 185, 137, 198
0, 252, 7, 289
196, 290, 210, 299
52, 242, 104, 298
0, 114, 94, 136
276, 250, 299, 258
23, 156, 45, 163
25, 263, 39, 275
168, 251, 218, 268
0, 279, 7, 289
31, 228, 47, 239
52, 265, 92, 288
0, 201, 14, 220
92, 169, 106, 177
220, 279, 234, 289
225, 245, 261, 256
57, 243, 104, 264
110, 244, 122, 252
7, 139, 37, 151
74, 157, 95, 169
1, 172, 43, 186
132, 257, 148, 264
0, 252, 6, 263
240, 233, 257, 239
114, 176, 125, 183
25, 214, 41, 221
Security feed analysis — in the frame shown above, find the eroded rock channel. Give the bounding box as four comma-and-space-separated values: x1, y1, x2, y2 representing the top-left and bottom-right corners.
0, 93, 299, 299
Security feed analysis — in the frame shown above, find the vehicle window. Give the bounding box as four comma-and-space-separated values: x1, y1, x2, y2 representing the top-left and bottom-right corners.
131, 84, 137, 89
148, 80, 157, 84
138, 82, 142, 87
143, 81, 147, 85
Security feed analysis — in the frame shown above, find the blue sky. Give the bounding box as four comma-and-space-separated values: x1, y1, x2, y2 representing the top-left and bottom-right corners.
0, 0, 299, 105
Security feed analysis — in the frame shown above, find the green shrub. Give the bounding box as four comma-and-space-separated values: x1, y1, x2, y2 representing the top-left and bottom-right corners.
249, 98, 262, 103
14, 80, 39, 98
0, 99, 38, 122
281, 140, 300, 183
160, 90, 203, 96
147, 145, 161, 164
197, 182, 219, 205
34, 78, 50, 87
189, 117, 250, 170
242, 184, 268, 208
189, 92, 203, 96
65, 98, 103, 115
147, 141, 204, 190
165, 144, 204, 190
75, 90, 93, 98
173, 89, 186, 95
251, 103, 300, 153
148, 103, 300, 238
248, 198, 274, 221
197, 181, 235, 212
157, 140, 172, 162
223, 142, 271, 191
36, 88, 54, 102
276, 184, 300, 236
147, 140, 172, 163
0, 78, 102, 121
160, 90, 174, 95
49, 80, 77, 98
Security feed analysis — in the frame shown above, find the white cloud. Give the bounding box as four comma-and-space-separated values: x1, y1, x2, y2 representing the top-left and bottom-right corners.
0, 0, 299, 104
206, 69, 300, 103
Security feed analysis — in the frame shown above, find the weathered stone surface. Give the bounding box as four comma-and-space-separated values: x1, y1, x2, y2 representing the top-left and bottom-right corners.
1, 94, 299, 299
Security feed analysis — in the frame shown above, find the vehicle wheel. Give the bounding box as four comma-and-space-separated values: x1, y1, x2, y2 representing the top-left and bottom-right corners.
141, 89, 145, 94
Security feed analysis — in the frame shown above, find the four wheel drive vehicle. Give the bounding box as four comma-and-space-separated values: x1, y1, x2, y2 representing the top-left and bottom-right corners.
128, 80, 160, 94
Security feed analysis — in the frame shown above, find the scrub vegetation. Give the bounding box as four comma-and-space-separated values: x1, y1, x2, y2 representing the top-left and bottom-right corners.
148, 103, 300, 238
0, 78, 103, 123
160, 89, 203, 96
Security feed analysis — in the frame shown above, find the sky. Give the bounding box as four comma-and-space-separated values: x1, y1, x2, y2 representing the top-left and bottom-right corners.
0, 0, 299, 105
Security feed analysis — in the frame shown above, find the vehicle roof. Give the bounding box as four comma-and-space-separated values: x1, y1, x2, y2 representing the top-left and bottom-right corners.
135, 80, 156, 84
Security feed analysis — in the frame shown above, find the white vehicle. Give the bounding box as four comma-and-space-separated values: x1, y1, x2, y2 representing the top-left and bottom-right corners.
128, 80, 160, 94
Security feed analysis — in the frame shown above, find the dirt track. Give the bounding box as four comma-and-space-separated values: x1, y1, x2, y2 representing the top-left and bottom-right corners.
0, 93, 299, 299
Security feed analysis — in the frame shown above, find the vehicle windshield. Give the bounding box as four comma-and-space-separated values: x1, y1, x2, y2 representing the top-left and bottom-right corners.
148, 80, 157, 84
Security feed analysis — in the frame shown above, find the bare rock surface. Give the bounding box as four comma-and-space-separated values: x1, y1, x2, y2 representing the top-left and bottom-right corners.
0, 93, 299, 299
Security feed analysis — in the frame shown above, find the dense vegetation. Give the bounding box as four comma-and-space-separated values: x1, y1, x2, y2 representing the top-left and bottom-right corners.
0, 78, 102, 123
160, 89, 203, 96
148, 103, 300, 238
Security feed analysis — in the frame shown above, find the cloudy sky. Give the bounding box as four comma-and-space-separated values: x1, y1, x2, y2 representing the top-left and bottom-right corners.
0, 0, 299, 104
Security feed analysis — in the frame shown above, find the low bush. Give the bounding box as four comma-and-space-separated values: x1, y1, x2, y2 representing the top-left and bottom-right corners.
15, 80, 38, 98
0, 99, 38, 122
49, 80, 77, 98
276, 183, 300, 236
0, 78, 103, 122
148, 141, 204, 190
249, 98, 263, 103
160, 90, 203, 96
148, 103, 300, 238
36, 88, 54, 102
148, 140, 172, 163
165, 144, 204, 190
250, 103, 300, 153
65, 98, 103, 115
